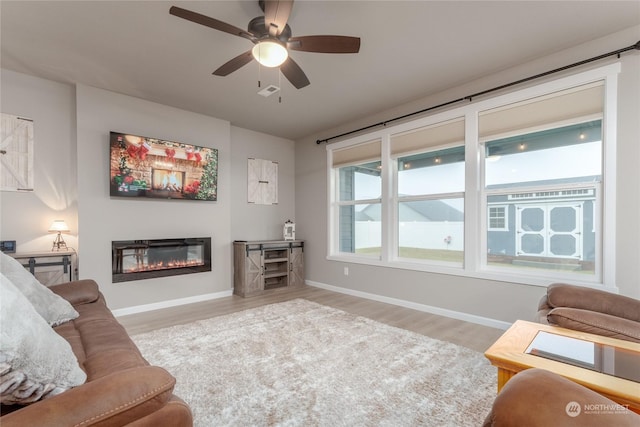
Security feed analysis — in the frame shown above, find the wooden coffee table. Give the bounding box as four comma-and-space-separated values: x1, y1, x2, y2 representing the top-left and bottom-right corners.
485, 320, 640, 414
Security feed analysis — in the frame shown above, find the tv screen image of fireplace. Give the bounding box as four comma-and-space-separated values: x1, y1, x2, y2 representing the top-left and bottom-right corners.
112, 238, 211, 282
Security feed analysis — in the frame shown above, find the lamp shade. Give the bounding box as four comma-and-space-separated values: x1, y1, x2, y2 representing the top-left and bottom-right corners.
48, 220, 70, 233
252, 41, 288, 68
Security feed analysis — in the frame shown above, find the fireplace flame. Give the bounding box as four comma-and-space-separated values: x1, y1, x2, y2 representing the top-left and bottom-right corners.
125, 258, 204, 273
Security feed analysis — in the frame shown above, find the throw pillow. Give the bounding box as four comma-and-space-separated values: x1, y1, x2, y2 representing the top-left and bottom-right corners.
0, 273, 87, 405
0, 251, 78, 326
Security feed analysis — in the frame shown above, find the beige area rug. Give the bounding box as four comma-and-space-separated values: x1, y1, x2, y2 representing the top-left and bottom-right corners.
132, 299, 497, 426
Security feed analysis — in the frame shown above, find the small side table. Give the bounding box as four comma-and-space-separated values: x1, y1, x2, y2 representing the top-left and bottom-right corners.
9, 250, 77, 287
485, 320, 640, 414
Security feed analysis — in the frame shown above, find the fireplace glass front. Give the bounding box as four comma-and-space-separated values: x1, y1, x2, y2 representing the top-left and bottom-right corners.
112, 237, 211, 282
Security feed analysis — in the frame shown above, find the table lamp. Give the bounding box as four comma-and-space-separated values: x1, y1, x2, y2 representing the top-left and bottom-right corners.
49, 220, 70, 251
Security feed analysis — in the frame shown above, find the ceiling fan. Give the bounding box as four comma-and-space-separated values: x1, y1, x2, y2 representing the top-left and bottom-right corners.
169, 0, 360, 89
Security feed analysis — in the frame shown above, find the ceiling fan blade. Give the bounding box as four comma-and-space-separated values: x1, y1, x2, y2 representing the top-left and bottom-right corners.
263, 0, 294, 37
280, 57, 310, 89
170, 6, 255, 42
288, 35, 361, 53
213, 50, 254, 76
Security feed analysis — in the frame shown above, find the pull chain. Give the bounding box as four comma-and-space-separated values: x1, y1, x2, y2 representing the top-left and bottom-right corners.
278, 70, 282, 104
257, 62, 261, 88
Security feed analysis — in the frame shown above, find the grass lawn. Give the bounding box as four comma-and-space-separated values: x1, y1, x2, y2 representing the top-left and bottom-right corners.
356, 247, 463, 262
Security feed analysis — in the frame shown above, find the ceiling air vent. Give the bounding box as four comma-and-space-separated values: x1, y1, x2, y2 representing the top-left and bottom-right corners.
258, 85, 280, 97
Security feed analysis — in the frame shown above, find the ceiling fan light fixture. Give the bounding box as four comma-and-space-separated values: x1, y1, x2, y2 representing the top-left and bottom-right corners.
252, 40, 288, 67
169, 3, 360, 89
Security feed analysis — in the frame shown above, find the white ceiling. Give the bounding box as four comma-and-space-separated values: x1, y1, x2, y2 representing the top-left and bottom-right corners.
1, 1, 639, 140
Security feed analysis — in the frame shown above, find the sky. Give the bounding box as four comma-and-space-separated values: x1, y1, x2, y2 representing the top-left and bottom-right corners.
353, 141, 602, 201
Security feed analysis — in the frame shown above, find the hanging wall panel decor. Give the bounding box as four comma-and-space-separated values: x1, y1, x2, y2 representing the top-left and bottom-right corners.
247, 158, 278, 205
1, 114, 34, 192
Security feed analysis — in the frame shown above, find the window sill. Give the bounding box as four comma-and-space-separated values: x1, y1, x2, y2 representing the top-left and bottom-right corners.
326, 254, 616, 292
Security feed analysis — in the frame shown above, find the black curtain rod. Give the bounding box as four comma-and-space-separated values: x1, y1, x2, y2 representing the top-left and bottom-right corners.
316, 40, 640, 145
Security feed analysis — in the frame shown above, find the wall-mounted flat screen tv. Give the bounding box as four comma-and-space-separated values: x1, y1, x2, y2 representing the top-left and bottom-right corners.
109, 132, 218, 201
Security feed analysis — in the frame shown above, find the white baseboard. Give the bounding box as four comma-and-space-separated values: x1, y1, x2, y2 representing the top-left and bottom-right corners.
112, 289, 234, 317
306, 280, 511, 330
111, 282, 511, 330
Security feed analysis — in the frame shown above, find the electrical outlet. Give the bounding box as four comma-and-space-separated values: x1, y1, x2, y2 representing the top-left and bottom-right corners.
344, 267, 349, 276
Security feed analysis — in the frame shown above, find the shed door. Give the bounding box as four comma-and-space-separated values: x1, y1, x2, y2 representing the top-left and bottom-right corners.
516, 203, 582, 259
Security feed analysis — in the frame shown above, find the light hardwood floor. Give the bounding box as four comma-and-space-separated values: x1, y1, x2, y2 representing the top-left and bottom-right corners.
117, 285, 506, 353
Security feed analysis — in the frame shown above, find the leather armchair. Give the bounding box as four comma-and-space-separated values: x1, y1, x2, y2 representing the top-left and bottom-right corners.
537, 283, 640, 343
483, 368, 640, 426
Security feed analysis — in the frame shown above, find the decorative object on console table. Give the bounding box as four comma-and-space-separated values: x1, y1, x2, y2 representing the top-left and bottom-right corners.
48, 219, 70, 251
9, 250, 77, 286
283, 220, 295, 240
233, 240, 304, 297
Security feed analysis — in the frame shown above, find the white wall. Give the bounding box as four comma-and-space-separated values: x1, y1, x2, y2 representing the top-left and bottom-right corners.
357, 221, 465, 251
295, 26, 640, 325
230, 126, 296, 241
1, 72, 296, 311
75, 84, 232, 309
0, 69, 78, 251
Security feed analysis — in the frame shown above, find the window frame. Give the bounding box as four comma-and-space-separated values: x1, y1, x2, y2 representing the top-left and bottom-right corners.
326, 63, 620, 290
328, 135, 387, 260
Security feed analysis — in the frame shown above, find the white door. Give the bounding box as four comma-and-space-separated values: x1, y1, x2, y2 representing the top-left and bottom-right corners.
516, 203, 582, 259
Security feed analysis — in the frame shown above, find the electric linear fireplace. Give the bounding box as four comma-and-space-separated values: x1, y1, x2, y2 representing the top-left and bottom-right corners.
112, 237, 211, 283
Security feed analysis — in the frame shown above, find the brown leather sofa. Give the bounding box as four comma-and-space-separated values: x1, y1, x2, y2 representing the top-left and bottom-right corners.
0, 279, 192, 426
483, 368, 640, 426
537, 283, 640, 343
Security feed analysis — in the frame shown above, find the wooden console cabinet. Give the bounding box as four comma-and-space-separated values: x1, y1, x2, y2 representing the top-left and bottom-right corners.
233, 240, 304, 297
9, 250, 77, 286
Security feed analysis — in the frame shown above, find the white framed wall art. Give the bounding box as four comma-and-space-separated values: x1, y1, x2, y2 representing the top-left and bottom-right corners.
247, 158, 278, 205
1, 113, 34, 192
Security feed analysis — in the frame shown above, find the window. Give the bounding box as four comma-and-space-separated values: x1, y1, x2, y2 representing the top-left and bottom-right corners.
331, 139, 382, 257
480, 83, 603, 277
327, 64, 619, 288
393, 119, 465, 265
488, 206, 508, 231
